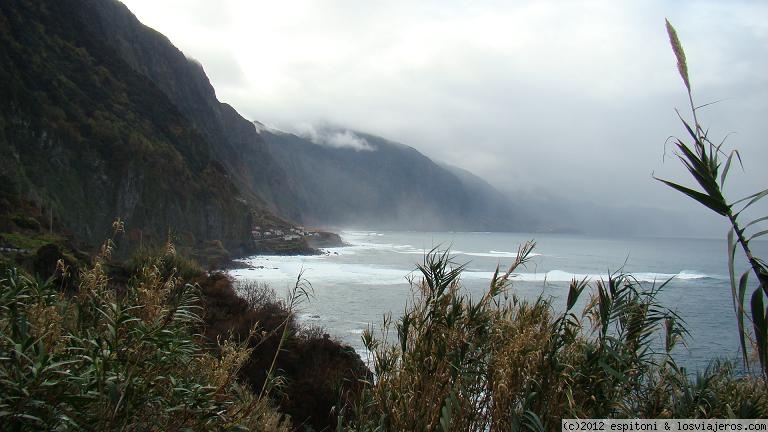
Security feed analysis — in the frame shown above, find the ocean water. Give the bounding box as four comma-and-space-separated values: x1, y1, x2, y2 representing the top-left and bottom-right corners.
229, 230, 768, 373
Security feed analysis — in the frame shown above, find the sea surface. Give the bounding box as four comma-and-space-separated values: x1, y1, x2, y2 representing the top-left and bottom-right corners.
229, 230, 768, 373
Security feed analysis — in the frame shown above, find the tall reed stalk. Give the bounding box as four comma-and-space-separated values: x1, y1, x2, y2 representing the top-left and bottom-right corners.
657, 20, 768, 377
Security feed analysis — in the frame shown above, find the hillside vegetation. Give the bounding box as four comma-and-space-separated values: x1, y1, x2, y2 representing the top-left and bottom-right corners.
0, 0, 269, 253
1, 2, 767, 431
0, 233, 367, 431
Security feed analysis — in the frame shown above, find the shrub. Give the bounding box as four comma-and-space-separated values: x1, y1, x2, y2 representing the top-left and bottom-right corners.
0, 240, 290, 431
345, 245, 767, 431
127, 240, 204, 282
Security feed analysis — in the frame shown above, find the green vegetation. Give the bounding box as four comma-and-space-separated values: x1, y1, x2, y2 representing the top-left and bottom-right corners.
0, 0, 258, 250
0, 241, 290, 431
199, 275, 368, 430
0, 230, 368, 431
341, 246, 766, 431
4, 236, 763, 431
127, 241, 206, 282
1, 12, 766, 432
0, 232, 65, 252
656, 21, 768, 377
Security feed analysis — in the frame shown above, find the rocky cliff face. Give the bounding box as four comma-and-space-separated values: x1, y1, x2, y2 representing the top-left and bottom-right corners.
79, 0, 522, 233
83, 0, 303, 219
0, 0, 270, 252
0, 0, 523, 254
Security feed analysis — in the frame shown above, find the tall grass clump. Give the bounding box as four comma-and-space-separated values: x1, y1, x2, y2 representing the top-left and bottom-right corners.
344, 245, 767, 431
0, 233, 290, 431
126, 230, 204, 281
658, 20, 768, 377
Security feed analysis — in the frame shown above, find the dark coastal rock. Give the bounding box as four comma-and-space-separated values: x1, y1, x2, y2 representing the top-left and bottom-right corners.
197, 273, 368, 431
252, 236, 319, 256
191, 239, 231, 269
32, 244, 80, 291
307, 231, 345, 248
260, 127, 525, 231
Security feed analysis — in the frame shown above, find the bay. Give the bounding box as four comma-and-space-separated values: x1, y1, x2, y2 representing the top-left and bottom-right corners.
229, 230, 768, 373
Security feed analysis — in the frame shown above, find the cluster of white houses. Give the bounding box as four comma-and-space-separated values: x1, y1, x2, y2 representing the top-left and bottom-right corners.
0, 246, 30, 254
250, 226, 319, 244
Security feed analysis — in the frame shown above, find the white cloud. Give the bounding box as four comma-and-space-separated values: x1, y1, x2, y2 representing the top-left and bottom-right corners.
293, 124, 375, 151
119, 0, 768, 210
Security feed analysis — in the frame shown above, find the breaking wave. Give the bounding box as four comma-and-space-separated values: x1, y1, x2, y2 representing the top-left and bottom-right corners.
461, 269, 714, 283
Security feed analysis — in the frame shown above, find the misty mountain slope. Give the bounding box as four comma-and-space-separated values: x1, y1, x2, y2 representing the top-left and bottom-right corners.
438, 162, 533, 228
74, 0, 529, 231
261, 128, 524, 231
78, 0, 526, 231
0, 0, 274, 250
16, 0, 524, 234
83, 0, 301, 218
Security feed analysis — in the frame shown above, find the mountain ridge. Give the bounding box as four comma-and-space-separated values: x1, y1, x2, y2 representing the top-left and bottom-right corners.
0, 0, 526, 262
0, 0, 285, 256
84, 0, 527, 233
259, 126, 524, 231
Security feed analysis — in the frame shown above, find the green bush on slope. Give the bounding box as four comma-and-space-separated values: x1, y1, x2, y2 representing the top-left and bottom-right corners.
0, 239, 290, 431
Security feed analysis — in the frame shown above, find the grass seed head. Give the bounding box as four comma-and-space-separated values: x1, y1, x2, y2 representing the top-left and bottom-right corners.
665, 19, 690, 92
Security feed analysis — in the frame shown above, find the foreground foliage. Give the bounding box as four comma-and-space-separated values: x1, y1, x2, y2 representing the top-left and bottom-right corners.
345, 245, 768, 431
2, 16, 766, 431
658, 21, 768, 377
0, 242, 290, 431
3, 238, 765, 431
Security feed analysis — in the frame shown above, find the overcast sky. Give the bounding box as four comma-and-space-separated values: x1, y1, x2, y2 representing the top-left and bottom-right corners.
119, 0, 767, 215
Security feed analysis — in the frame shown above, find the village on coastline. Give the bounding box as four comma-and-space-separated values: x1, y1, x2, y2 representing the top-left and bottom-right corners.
250, 224, 343, 255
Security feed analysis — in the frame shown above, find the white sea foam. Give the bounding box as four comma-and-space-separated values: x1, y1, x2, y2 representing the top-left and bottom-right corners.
633, 271, 711, 281
232, 251, 711, 290
349, 242, 415, 252
230, 255, 413, 286
461, 269, 712, 283
387, 248, 547, 259
454, 250, 543, 258
233, 249, 713, 289
231, 231, 738, 373
340, 231, 543, 259
339, 232, 546, 259
327, 233, 420, 256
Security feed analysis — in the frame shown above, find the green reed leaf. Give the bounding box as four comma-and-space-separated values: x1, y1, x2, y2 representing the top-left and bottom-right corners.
749, 229, 768, 242
744, 216, 768, 231
737, 270, 750, 368
751, 289, 767, 374
655, 177, 729, 216
732, 188, 768, 210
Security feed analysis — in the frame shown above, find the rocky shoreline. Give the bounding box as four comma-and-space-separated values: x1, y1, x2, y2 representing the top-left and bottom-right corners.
221, 230, 344, 270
